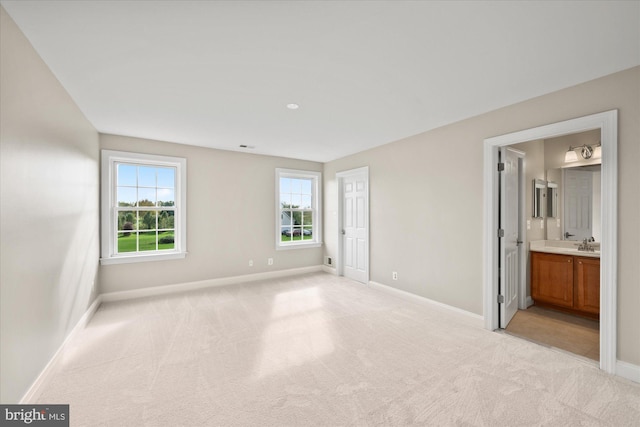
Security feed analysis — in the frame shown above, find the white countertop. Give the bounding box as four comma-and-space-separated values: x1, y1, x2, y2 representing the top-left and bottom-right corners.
529, 240, 600, 258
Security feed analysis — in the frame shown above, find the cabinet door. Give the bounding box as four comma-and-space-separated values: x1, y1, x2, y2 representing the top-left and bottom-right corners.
575, 257, 600, 314
531, 252, 574, 308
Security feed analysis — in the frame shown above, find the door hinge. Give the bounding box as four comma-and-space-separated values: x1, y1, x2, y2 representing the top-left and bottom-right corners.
497, 229, 504, 238
497, 162, 505, 172
497, 294, 505, 304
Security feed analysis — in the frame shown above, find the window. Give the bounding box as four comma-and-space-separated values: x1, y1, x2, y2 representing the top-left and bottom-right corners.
276, 168, 322, 250
101, 150, 186, 264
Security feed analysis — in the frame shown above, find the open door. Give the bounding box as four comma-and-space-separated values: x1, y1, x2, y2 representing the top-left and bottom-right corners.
499, 147, 523, 328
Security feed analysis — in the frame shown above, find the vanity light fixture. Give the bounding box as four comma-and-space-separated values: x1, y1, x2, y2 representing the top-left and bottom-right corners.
593, 142, 602, 159
564, 143, 600, 162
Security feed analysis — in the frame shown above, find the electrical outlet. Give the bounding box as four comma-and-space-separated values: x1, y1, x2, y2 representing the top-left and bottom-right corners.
556, 218, 561, 227
540, 220, 544, 229
326, 257, 332, 266
249, 260, 253, 267
527, 220, 531, 230
268, 258, 273, 265
392, 272, 398, 280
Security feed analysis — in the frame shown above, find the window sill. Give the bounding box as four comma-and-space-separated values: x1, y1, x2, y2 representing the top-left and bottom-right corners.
276, 242, 323, 251
100, 251, 187, 265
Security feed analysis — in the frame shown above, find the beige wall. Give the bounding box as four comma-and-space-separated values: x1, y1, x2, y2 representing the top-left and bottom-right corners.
0, 7, 100, 403
323, 66, 640, 365
99, 134, 323, 293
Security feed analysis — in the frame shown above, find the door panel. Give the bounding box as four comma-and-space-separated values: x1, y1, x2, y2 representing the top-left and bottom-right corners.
341, 169, 368, 283
499, 147, 522, 328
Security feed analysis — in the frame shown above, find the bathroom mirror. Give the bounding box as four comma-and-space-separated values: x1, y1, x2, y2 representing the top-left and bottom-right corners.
545, 164, 601, 241
547, 181, 558, 218
532, 179, 546, 219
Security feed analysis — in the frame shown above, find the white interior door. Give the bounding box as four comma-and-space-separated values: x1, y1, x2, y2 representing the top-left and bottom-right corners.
499, 147, 522, 328
339, 168, 369, 283
564, 169, 593, 241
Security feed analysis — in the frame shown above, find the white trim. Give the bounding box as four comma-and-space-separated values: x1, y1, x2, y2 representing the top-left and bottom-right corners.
336, 166, 370, 283
322, 265, 338, 275
20, 296, 103, 403
275, 168, 323, 250
616, 360, 640, 384
483, 110, 618, 374
101, 265, 323, 302
526, 296, 534, 308
100, 150, 187, 265
369, 281, 484, 327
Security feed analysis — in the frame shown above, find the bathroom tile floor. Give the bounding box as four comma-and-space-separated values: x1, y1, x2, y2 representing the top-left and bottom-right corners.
505, 305, 599, 361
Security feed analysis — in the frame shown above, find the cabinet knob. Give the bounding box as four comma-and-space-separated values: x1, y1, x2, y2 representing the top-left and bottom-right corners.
568, 259, 572, 263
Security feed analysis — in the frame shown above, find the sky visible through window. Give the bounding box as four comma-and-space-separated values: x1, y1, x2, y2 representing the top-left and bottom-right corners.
117, 164, 175, 207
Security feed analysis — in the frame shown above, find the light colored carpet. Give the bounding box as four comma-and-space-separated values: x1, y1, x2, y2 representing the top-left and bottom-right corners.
506, 306, 600, 362
36, 273, 640, 426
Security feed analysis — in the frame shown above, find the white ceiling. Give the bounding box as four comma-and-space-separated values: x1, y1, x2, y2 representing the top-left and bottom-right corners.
3, 1, 639, 162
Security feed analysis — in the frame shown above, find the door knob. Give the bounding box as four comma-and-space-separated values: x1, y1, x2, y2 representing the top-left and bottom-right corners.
565, 232, 575, 239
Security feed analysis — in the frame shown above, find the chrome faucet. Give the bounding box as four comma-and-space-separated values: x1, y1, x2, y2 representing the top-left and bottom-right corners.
578, 238, 595, 252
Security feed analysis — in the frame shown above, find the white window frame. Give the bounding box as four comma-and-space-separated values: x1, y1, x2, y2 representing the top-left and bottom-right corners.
100, 150, 187, 265
275, 168, 322, 250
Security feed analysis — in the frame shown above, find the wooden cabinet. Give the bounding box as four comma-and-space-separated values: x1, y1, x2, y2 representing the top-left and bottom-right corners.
531, 251, 599, 318
575, 256, 601, 314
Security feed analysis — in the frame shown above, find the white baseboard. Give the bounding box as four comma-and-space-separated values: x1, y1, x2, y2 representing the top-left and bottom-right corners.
617, 360, 640, 383
20, 295, 103, 404
101, 265, 323, 302
368, 281, 484, 327
322, 265, 337, 275
526, 296, 534, 307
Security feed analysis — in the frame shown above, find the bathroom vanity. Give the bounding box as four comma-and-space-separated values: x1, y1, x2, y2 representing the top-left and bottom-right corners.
530, 241, 600, 319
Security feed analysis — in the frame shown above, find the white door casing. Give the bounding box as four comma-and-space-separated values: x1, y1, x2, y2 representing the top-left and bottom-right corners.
483, 110, 617, 375
564, 169, 593, 241
337, 167, 369, 284
499, 147, 523, 328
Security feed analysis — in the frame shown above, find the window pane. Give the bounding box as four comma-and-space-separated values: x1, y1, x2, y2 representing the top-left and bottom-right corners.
280, 193, 292, 207
291, 179, 303, 194
303, 226, 313, 239
138, 188, 156, 206
117, 164, 136, 186
280, 177, 291, 193
291, 194, 302, 208
157, 167, 175, 188
138, 166, 156, 187
301, 179, 312, 195
292, 227, 303, 240
281, 227, 293, 242
138, 231, 157, 251
118, 211, 137, 231
303, 211, 313, 226
158, 231, 175, 250
117, 232, 137, 253
158, 210, 174, 230
139, 211, 157, 230
157, 188, 175, 206
281, 211, 292, 227
301, 195, 312, 209
117, 187, 137, 207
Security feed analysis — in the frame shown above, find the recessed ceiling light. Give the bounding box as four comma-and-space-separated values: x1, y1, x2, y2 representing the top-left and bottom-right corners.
286, 103, 300, 110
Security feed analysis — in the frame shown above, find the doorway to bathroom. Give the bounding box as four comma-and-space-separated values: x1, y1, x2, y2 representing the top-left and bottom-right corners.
482, 110, 618, 374
502, 132, 601, 361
